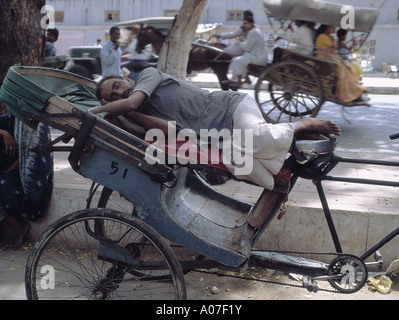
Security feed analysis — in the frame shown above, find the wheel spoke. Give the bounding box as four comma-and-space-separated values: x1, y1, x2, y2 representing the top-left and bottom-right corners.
26, 209, 187, 300
255, 61, 324, 123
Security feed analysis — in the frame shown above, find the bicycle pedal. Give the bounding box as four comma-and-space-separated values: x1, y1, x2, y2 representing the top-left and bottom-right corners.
302, 276, 319, 293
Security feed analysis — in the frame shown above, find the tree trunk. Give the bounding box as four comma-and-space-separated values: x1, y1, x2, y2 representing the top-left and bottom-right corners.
157, 0, 207, 79
0, 0, 45, 88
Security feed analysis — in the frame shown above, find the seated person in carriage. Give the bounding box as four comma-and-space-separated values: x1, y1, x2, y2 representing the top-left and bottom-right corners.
275, 20, 315, 56
315, 25, 367, 103
91, 67, 341, 192
336, 28, 363, 79
220, 16, 268, 89
216, 10, 254, 43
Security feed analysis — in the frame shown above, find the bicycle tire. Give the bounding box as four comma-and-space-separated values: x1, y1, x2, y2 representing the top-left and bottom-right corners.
25, 208, 187, 300
96, 186, 205, 274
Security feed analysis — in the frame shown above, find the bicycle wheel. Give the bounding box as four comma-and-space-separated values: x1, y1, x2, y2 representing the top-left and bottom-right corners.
25, 208, 186, 300
97, 186, 135, 213
96, 187, 204, 273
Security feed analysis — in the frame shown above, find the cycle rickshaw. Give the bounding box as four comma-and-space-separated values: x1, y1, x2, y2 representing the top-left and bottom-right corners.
1, 63, 398, 300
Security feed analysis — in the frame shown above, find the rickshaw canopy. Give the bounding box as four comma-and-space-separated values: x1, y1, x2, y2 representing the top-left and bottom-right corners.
263, 0, 380, 33
117, 16, 222, 36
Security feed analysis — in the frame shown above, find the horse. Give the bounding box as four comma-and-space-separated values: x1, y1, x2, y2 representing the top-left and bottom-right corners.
135, 26, 232, 90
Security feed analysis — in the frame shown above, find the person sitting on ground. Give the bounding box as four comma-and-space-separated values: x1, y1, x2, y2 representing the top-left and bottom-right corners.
0, 113, 54, 249
90, 67, 341, 191
221, 16, 268, 89
0, 114, 29, 249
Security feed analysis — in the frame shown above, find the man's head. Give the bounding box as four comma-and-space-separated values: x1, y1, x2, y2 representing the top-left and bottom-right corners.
46, 28, 59, 42
109, 26, 121, 43
241, 17, 255, 32
96, 75, 135, 105
295, 20, 308, 27
130, 24, 141, 35
243, 10, 254, 20
337, 28, 348, 41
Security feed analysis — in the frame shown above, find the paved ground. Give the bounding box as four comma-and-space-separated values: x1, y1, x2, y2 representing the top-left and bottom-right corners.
1, 241, 398, 300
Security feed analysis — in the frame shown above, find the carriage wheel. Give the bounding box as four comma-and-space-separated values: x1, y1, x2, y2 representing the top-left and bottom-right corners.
25, 208, 187, 300
255, 60, 324, 124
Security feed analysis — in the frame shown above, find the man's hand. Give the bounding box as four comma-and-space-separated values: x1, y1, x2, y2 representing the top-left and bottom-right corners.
0, 130, 18, 157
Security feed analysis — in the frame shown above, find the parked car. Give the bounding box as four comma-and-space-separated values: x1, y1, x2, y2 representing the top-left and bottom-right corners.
65, 46, 102, 80
43, 55, 69, 70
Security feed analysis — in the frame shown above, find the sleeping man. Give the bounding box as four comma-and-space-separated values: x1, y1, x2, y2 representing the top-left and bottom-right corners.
91, 67, 341, 191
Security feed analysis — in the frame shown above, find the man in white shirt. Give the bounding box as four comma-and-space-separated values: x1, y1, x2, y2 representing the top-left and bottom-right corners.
101, 26, 122, 77
222, 17, 268, 89
275, 20, 314, 55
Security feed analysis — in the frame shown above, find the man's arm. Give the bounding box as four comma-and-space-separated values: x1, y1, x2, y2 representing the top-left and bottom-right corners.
0, 129, 18, 157
91, 91, 148, 115
91, 90, 173, 134
124, 111, 173, 134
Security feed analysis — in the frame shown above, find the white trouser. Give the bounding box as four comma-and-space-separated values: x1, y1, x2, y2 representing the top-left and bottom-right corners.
230, 55, 252, 80
223, 95, 295, 190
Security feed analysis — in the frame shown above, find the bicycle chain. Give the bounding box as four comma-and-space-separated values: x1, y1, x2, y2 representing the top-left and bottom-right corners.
192, 250, 359, 294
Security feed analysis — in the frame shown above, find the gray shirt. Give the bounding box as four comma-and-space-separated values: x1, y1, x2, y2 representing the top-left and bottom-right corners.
133, 68, 246, 135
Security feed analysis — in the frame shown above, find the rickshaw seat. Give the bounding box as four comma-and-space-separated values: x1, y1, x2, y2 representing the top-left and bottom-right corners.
150, 138, 293, 189
149, 138, 229, 171
280, 49, 338, 77
292, 138, 336, 164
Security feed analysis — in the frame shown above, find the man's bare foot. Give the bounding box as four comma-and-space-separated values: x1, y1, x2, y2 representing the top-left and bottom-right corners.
293, 118, 341, 140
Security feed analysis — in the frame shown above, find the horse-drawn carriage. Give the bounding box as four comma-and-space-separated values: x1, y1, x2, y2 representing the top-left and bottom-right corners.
252, 0, 380, 123
131, 0, 380, 124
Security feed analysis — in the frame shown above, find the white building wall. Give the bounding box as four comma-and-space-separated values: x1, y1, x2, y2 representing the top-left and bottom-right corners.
46, 0, 399, 70
46, 0, 399, 26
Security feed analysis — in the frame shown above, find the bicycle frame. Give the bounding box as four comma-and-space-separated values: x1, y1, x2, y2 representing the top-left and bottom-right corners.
251, 152, 399, 267
315, 154, 399, 260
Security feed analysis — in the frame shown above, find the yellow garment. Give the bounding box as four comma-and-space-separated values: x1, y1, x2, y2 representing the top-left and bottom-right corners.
316, 34, 364, 103
315, 34, 335, 59
352, 61, 363, 78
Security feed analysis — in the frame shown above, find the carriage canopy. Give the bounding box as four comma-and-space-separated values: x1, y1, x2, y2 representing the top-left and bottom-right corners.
117, 17, 175, 30
263, 0, 380, 33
